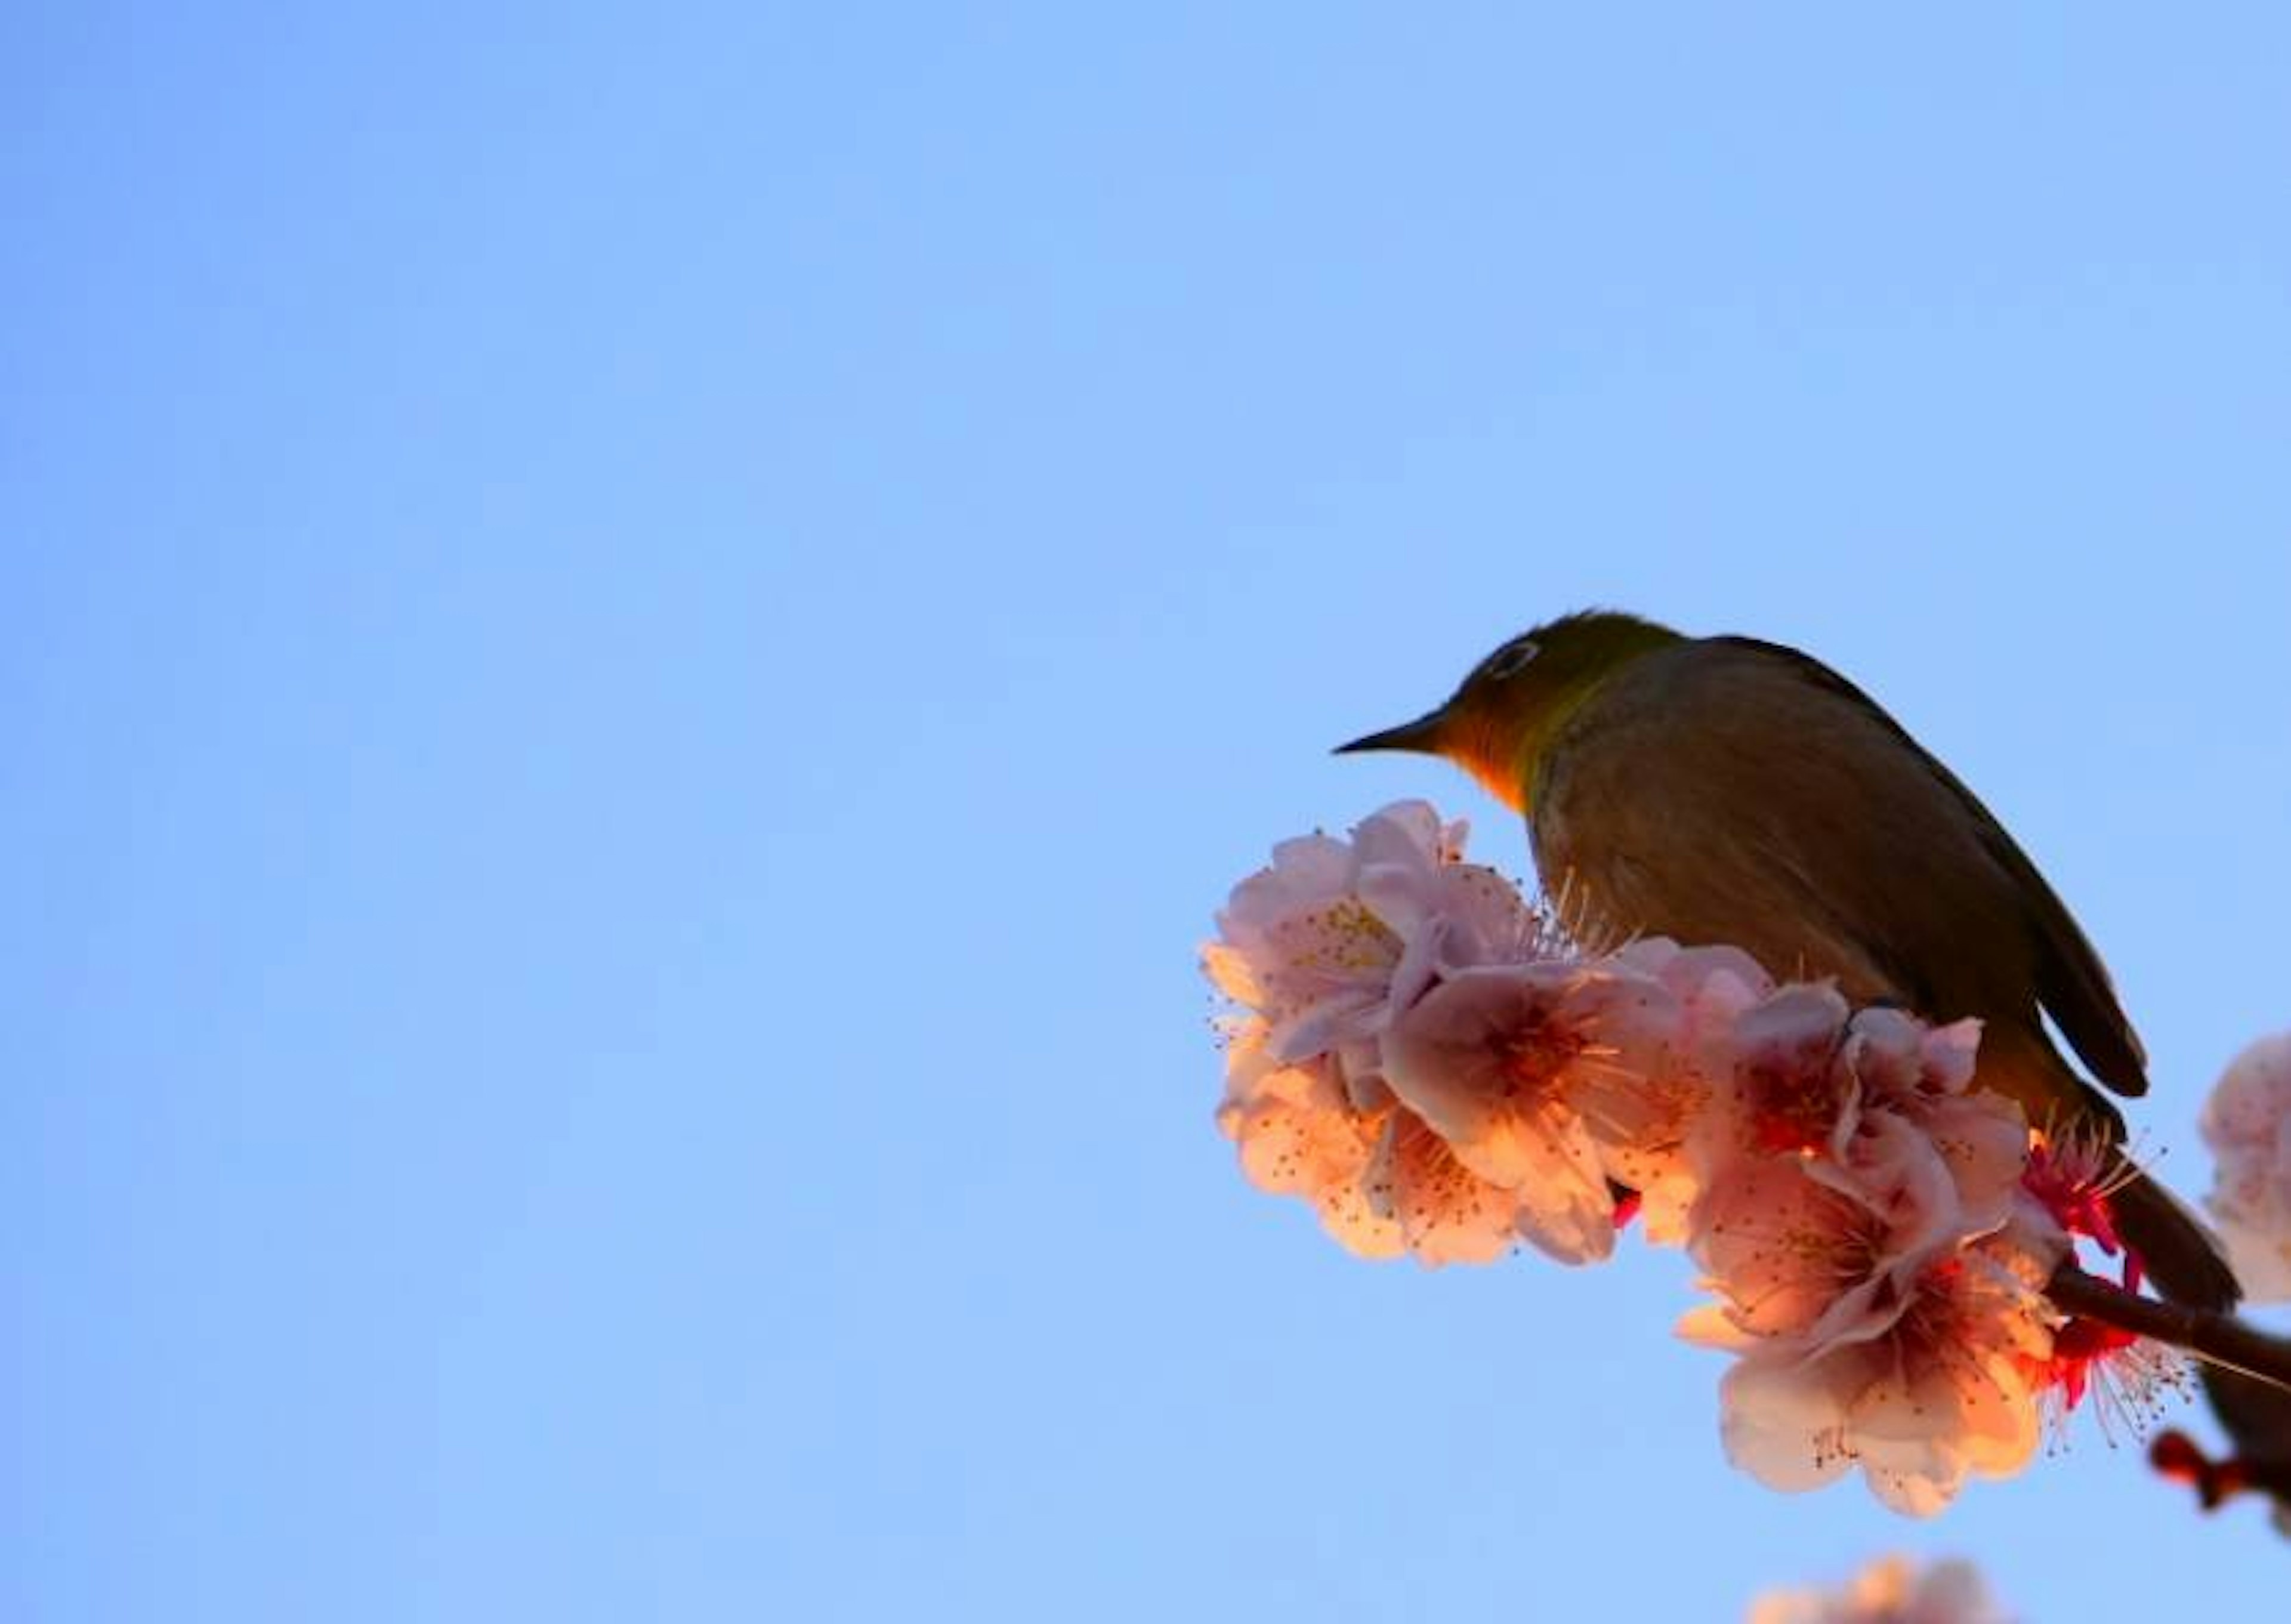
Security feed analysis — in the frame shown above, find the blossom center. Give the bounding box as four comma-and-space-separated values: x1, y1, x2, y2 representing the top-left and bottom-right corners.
1491, 1009, 1585, 1103
1746, 1058, 1838, 1154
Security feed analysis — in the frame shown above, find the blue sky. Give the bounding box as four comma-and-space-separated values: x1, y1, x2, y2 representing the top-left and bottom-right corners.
7, 6, 2290, 1620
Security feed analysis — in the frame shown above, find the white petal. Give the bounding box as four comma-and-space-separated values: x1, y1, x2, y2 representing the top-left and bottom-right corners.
1718, 1359, 1853, 1494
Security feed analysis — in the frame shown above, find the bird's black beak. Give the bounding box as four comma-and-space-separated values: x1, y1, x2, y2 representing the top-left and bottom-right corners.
1333, 708, 1449, 756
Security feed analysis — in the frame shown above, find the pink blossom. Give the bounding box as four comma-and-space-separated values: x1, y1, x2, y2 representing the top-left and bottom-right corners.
2199, 1031, 2291, 1301
1615, 939, 1777, 1053
1682, 1115, 1967, 1353
1708, 983, 1855, 1160
1690, 987, 2029, 1239
1214, 1032, 1402, 1261
1214, 1016, 1567, 1268
1360, 1107, 1534, 1266
1595, 940, 1776, 1240
1700, 1200, 2065, 1515
1834, 1008, 2026, 1230
1205, 801, 1540, 1109
1380, 960, 1681, 1263
1213, 1057, 1594, 1268
1747, 1554, 2011, 1624
1206, 803, 2092, 1494
1206, 804, 1569, 1266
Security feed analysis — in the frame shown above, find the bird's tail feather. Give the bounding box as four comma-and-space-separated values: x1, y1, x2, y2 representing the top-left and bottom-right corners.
2113, 1166, 2241, 1313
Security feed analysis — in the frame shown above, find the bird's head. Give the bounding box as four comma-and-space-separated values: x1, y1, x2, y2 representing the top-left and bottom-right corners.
1335, 610, 1683, 811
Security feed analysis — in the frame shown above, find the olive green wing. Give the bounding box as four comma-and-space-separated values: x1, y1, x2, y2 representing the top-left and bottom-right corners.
1708, 638, 2148, 1098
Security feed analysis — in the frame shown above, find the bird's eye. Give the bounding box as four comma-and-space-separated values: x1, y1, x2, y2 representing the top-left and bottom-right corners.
1485, 638, 1540, 680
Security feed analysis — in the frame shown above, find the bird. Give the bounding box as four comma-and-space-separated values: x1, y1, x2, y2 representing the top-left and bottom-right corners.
1336, 608, 2239, 1312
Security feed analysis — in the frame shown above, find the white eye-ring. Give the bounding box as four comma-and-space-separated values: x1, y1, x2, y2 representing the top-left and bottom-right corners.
1485, 638, 1541, 680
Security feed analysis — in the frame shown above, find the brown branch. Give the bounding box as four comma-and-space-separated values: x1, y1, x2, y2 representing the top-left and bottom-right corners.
2049, 1265, 2291, 1530
2045, 1265, 2291, 1395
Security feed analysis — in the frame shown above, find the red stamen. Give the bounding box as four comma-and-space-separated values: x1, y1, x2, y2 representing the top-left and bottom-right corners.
2046, 1316, 2141, 1414
2022, 1140, 2125, 1255
2054, 1317, 2139, 1361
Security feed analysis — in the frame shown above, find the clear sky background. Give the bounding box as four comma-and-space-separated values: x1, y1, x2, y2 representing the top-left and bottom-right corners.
7, 7, 2290, 1620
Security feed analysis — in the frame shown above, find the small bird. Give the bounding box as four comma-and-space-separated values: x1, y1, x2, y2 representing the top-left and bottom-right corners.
1338, 609, 2238, 1311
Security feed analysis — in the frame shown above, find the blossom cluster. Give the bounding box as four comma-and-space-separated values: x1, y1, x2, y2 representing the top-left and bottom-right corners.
2200, 1033, 2291, 1301
1746, 1554, 2009, 1624
1206, 802, 2176, 1517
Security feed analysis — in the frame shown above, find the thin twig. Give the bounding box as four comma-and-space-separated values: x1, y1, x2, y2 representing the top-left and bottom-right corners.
2046, 1265, 2291, 1397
